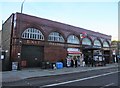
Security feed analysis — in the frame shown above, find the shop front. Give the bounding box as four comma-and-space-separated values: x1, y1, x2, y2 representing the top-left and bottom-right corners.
81, 37, 105, 66
103, 48, 111, 64
81, 37, 92, 66
67, 35, 81, 57
82, 45, 101, 66
67, 48, 81, 57
102, 41, 111, 64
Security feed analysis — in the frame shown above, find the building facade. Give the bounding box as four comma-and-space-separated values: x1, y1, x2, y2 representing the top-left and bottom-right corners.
0, 30, 1, 48
111, 41, 120, 62
118, 2, 120, 41
0, 30, 2, 71
2, 13, 112, 71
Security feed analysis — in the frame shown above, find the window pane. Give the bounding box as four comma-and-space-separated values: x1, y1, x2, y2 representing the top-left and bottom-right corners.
21, 28, 44, 40
48, 32, 64, 42
94, 40, 101, 46
82, 38, 91, 45
103, 41, 109, 47
67, 35, 79, 44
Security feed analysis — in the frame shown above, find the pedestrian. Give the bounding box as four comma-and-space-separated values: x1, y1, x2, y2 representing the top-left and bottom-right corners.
103, 56, 106, 66
85, 55, 88, 66
80, 54, 83, 66
71, 58, 74, 67
87, 57, 91, 67
94, 55, 98, 67
77, 56, 80, 66
91, 59, 94, 67
82, 60, 85, 67
72, 56, 76, 67
75, 57, 78, 68
53, 64, 56, 70
66, 56, 71, 67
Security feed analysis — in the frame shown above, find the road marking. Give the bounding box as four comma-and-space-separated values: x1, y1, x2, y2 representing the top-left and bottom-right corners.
41, 71, 119, 88
105, 83, 115, 87
100, 83, 115, 88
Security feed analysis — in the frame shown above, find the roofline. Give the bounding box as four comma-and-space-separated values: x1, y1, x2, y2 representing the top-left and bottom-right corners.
16, 12, 111, 39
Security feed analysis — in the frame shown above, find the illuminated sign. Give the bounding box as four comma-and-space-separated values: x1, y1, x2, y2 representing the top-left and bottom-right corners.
80, 32, 87, 38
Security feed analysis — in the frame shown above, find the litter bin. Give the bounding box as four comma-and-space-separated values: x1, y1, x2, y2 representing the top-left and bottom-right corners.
12, 62, 18, 71
56, 62, 63, 69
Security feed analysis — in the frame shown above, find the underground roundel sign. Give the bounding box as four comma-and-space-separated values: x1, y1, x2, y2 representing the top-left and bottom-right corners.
80, 32, 87, 38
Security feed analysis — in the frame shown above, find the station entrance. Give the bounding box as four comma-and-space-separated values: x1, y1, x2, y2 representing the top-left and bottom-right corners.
82, 45, 103, 66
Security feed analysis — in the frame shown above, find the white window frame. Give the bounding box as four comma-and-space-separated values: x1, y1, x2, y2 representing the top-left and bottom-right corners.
67, 35, 79, 44
22, 28, 44, 40
103, 41, 109, 47
48, 32, 65, 42
94, 40, 101, 47
82, 38, 92, 45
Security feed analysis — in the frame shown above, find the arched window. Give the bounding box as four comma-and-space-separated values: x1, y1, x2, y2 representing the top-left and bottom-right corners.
67, 35, 79, 44
103, 41, 109, 47
108, 40, 111, 45
94, 39, 101, 47
82, 38, 92, 45
48, 32, 65, 42
22, 28, 44, 40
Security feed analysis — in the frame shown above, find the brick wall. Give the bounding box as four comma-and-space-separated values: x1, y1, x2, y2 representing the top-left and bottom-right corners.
2, 14, 14, 70
44, 45, 67, 63
0, 30, 1, 48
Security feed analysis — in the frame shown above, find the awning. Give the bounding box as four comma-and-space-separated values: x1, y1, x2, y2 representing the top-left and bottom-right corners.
68, 51, 81, 54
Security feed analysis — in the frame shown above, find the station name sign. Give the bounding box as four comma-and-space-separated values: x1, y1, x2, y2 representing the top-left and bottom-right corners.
102, 47, 110, 50
49, 42, 65, 47
48, 42, 81, 48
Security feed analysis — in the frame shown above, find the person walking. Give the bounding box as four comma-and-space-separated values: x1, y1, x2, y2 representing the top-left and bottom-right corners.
91, 58, 94, 67
82, 60, 86, 67
80, 54, 84, 66
72, 56, 75, 67
66, 56, 71, 67
75, 57, 78, 68
73, 56, 77, 68
71, 57, 74, 67
87, 57, 91, 67
77, 56, 80, 66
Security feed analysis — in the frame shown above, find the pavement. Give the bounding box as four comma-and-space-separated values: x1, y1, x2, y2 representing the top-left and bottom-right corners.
1, 63, 118, 83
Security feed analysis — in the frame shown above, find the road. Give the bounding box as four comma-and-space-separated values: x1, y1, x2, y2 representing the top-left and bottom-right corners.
43, 71, 119, 88
2, 67, 119, 88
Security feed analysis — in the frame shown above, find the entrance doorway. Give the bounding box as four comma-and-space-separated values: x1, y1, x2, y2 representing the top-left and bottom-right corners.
103, 50, 110, 64
21, 45, 44, 68
82, 49, 93, 66
82, 46, 102, 66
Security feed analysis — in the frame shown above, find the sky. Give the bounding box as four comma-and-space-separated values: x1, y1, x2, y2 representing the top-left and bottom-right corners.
0, 0, 119, 41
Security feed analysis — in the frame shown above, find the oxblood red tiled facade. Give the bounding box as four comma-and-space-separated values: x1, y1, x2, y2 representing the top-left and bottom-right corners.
2, 12, 112, 70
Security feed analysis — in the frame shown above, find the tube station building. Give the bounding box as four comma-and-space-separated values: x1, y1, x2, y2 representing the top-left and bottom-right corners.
2, 13, 112, 71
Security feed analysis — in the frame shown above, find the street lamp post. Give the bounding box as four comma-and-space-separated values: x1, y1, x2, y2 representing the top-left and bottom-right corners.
21, 0, 25, 13
17, 0, 25, 70
117, 42, 120, 63
118, 42, 120, 55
